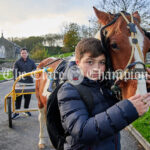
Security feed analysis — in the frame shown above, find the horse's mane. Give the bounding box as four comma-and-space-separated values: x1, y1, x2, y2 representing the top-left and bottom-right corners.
142, 29, 150, 40
37, 57, 57, 69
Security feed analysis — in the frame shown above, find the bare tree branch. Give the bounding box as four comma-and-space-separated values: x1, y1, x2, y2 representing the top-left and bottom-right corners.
91, 0, 150, 30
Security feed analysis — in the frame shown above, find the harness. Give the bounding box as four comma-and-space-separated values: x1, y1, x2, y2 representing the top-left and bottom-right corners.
100, 11, 146, 97
43, 58, 68, 92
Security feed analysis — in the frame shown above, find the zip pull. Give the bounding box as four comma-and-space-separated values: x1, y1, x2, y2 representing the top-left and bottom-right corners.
100, 88, 103, 95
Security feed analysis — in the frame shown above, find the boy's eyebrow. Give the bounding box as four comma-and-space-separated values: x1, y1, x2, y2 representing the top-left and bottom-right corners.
86, 57, 106, 61
99, 59, 106, 61
85, 57, 95, 61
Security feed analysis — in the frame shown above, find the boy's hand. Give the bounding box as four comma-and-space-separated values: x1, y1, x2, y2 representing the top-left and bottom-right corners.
128, 93, 150, 116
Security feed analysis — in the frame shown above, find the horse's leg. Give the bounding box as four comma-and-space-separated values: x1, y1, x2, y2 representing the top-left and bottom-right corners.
36, 77, 47, 149
38, 106, 46, 149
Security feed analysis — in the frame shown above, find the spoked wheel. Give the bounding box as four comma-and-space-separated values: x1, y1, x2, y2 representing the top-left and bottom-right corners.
7, 97, 12, 128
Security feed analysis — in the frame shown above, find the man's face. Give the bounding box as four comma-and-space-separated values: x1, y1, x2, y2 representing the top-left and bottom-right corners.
76, 53, 106, 81
20, 50, 28, 60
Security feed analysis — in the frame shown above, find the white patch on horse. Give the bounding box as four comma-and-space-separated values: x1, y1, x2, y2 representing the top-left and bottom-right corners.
129, 26, 147, 95
95, 31, 101, 40
42, 78, 51, 98
38, 107, 46, 146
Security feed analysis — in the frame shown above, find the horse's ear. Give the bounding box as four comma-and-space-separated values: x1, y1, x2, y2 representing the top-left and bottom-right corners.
93, 6, 113, 25
133, 11, 141, 23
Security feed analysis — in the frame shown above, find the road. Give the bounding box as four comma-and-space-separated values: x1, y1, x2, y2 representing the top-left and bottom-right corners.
0, 80, 144, 150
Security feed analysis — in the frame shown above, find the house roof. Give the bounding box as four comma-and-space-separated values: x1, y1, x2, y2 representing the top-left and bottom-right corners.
0, 33, 21, 54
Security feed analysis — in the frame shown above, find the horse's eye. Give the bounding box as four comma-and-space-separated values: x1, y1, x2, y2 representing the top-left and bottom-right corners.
110, 43, 119, 50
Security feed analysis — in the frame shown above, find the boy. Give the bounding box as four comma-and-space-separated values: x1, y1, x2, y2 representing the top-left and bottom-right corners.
57, 38, 150, 150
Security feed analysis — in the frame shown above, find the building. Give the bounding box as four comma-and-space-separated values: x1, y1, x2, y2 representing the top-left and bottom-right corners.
146, 52, 150, 63
0, 33, 21, 59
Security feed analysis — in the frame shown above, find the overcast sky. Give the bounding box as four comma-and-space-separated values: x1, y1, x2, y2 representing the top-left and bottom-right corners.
0, 0, 97, 38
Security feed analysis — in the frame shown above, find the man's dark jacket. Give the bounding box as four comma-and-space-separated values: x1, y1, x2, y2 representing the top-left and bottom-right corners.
13, 57, 36, 83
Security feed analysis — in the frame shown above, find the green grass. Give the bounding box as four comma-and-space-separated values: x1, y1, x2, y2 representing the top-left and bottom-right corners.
132, 109, 150, 143
133, 63, 150, 142
145, 63, 150, 68
0, 71, 13, 81
145, 64, 150, 68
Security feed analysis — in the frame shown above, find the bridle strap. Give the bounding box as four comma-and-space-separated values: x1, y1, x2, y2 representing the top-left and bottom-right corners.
115, 12, 145, 82
127, 61, 145, 69
120, 12, 144, 63
114, 61, 146, 85
100, 15, 120, 72
100, 15, 119, 50
41, 58, 63, 69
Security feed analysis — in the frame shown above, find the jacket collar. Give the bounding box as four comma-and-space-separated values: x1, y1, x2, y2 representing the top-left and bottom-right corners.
81, 77, 105, 88
20, 57, 29, 62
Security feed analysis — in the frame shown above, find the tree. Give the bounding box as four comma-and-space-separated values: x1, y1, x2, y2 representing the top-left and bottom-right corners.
44, 34, 63, 47
80, 23, 99, 38
13, 36, 44, 51
92, 0, 150, 30
30, 44, 48, 61
63, 23, 80, 52
79, 25, 91, 38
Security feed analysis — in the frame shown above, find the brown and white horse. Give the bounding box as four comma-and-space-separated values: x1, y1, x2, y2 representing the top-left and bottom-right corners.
35, 57, 63, 148
35, 8, 150, 149
94, 7, 150, 99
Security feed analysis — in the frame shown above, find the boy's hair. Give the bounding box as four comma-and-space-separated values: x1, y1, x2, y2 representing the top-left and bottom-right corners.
75, 38, 106, 60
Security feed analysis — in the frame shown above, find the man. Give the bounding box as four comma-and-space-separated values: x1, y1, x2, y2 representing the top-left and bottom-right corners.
12, 48, 36, 119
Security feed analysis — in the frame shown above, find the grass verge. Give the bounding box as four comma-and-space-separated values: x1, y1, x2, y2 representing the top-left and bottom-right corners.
132, 109, 150, 143
0, 71, 13, 81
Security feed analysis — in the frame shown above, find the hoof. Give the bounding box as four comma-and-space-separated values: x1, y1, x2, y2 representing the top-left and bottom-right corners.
38, 143, 46, 149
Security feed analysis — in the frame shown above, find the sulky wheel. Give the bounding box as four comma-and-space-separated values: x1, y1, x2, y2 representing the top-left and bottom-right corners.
7, 97, 12, 128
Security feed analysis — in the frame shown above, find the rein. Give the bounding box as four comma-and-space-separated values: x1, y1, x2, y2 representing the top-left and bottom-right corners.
41, 58, 63, 69
100, 15, 119, 71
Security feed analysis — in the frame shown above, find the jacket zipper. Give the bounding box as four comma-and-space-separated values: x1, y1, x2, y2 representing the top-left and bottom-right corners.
115, 135, 118, 150
100, 87, 103, 95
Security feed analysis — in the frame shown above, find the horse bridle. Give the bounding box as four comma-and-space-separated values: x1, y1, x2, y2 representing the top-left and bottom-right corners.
100, 11, 146, 95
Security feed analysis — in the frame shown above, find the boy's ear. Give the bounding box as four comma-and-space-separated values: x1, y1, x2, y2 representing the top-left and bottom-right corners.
75, 59, 79, 65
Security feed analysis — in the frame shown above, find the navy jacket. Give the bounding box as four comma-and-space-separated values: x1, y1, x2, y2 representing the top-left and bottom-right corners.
13, 57, 36, 83
57, 77, 139, 150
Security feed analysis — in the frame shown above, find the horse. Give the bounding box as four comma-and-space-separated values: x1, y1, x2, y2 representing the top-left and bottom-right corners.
35, 7, 150, 149
35, 57, 63, 148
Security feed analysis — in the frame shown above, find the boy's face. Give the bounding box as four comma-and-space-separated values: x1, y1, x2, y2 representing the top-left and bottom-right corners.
76, 53, 106, 81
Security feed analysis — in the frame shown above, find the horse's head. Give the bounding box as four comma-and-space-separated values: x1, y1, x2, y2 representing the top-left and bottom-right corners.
94, 7, 150, 99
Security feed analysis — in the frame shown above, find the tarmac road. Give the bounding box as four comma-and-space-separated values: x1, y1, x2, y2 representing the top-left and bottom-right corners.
0, 80, 144, 150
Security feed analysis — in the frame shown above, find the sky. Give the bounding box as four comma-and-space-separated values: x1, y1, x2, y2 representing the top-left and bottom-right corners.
0, 0, 97, 38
